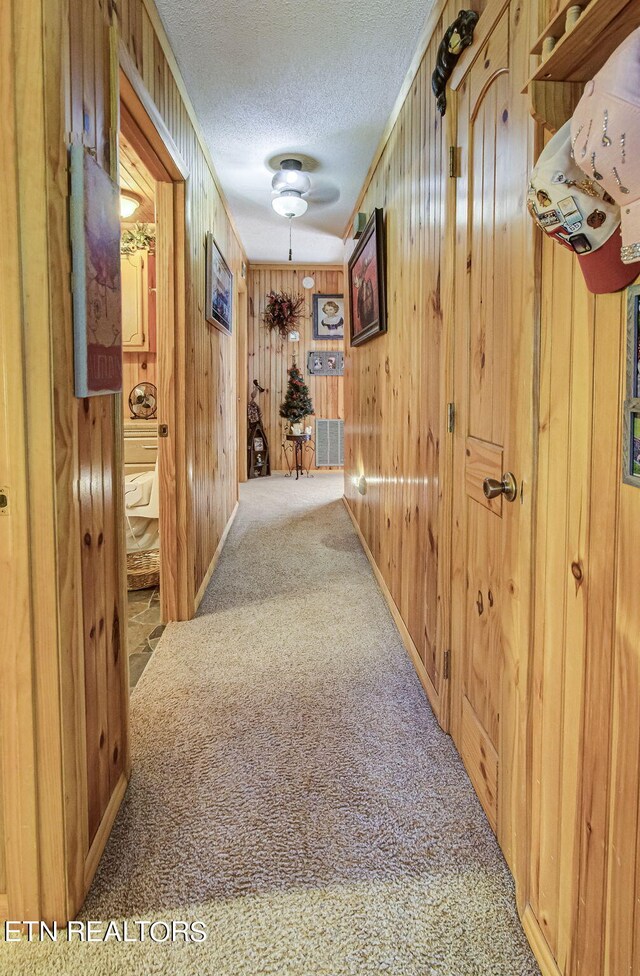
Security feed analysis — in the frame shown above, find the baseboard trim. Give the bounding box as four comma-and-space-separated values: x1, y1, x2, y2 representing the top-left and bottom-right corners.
521, 905, 563, 976
193, 501, 239, 613
342, 496, 441, 719
83, 770, 129, 895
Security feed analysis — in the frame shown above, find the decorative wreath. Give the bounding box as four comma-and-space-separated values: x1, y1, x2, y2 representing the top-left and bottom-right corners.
263, 291, 305, 339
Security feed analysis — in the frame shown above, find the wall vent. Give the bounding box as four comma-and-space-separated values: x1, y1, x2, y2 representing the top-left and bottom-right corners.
315, 419, 344, 467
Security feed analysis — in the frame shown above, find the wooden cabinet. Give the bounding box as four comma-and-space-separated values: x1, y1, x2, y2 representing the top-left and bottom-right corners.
121, 250, 150, 351
123, 419, 158, 475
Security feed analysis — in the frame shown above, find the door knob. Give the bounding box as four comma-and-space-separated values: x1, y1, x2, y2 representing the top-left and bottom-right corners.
483, 472, 518, 502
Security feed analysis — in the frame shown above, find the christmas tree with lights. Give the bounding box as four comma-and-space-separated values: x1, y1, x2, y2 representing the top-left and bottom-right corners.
280, 362, 314, 429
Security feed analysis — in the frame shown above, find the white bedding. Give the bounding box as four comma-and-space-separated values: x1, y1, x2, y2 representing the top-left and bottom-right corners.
124, 466, 159, 553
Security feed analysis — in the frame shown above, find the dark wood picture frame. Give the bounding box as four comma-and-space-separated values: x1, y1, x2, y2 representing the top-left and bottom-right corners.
205, 232, 233, 335
348, 207, 387, 347
313, 293, 345, 340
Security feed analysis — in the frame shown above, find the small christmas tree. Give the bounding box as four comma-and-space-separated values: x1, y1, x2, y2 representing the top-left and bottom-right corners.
280, 362, 314, 430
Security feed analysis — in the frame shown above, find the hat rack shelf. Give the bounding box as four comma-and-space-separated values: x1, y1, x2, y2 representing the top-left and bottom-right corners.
525, 0, 640, 132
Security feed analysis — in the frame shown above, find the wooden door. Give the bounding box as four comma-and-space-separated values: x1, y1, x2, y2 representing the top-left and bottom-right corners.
120, 250, 149, 350
450, 1, 535, 882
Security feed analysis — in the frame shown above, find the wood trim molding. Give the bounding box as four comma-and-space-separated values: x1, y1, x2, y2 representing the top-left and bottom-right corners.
140, 0, 247, 261
119, 40, 188, 180
83, 772, 128, 893
449, 0, 511, 91
521, 905, 564, 976
342, 0, 450, 237
193, 502, 239, 612
249, 263, 344, 271
342, 497, 442, 721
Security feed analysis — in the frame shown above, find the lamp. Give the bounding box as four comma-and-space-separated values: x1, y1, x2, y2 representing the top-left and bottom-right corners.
120, 191, 141, 219
272, 158, 311, 195
272, 190, 308, 218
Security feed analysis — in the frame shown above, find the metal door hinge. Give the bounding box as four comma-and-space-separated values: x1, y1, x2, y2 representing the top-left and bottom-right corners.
447, 402, 455, 433
443, 649, 451, 680
449, 146, 459, 178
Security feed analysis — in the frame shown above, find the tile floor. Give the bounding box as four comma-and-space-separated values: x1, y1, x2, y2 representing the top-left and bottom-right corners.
127, 586, 165, 690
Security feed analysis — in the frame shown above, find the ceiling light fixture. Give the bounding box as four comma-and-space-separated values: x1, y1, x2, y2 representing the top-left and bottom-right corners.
271, 189, 308, 218
270, 159, 311, 261
272, 158, 311, 195
120, 190, 141, 219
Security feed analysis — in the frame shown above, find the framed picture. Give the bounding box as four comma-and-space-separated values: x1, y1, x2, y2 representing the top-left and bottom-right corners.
348, 207, 387, 347
313, 294, 344, 339
205, 233, 233, 335
307, 351, 344, 376
623, 284, 640, 487
70, 144, 122, 396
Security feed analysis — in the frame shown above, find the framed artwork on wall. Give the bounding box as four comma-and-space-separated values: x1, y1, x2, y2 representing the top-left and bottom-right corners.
313, 294, 344, 339
205, 232, 233, 335
623, 284, 640, 487
307, 351, 345, 376
348, 207, 387, 347
69, 143, 122, 396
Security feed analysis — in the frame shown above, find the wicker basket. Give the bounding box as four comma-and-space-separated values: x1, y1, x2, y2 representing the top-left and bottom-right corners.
127, 548, 160, 590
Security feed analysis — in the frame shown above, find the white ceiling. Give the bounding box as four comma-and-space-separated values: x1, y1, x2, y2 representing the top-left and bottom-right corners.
155, 0, 436, 264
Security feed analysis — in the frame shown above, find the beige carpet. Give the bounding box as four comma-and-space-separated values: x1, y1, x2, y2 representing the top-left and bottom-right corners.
1, 472, 539, 975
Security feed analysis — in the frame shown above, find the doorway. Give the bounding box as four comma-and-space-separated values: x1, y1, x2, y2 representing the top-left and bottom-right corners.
118, 52, 190, 626
119, 130, 164, 687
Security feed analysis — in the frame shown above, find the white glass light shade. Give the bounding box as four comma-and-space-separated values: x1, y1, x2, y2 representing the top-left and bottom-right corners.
302, 276, 315, 289
272, 190, 308, 218
120, 192, 140, 218
272, 169, 311, 194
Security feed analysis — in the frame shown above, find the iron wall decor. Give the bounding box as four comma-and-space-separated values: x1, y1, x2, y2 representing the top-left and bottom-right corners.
313, 294, 345, 340
69, 144, 122, 396
623, 284, 640, 487
348, 208, 387, 347
307, 350, 345, 376
205, 232, 233, 335
432, 10, 479, 116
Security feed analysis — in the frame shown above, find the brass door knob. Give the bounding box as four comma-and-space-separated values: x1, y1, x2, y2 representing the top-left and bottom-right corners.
483, 472, 518, 502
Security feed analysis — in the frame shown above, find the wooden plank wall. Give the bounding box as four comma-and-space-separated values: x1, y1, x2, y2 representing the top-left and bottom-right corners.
344, 0, 640, 974
343, 0, 461, 697
248, 266, 344, 470
528, 73, 640, 976
1, 0, 245, 922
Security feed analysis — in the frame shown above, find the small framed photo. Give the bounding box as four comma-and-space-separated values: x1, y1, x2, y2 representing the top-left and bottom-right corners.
313, 294, 344, 339
307, 351, 344, 376
623, 284, 640, 487
348, 208, 387, 347
205, 233, 233, 335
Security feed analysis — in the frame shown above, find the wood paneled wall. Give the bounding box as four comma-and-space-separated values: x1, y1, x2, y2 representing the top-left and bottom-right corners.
528, 164, 640, 976
343, 0, 462, 706
248, 266, 344, 470
344, 1, 640, 975
2, 0, 245, 923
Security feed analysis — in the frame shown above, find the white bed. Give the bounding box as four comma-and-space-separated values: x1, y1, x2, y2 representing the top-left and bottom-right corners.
124, 464, 159, 553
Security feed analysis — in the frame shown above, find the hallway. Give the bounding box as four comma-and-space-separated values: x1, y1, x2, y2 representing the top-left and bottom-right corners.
3, 475, 538, 973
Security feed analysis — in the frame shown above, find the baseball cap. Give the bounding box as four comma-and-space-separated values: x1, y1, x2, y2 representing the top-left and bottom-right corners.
571, 27, 640, 265
527, 120, 640, 293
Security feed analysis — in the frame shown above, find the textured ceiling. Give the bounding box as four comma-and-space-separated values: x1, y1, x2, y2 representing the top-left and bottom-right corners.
155, 0, 437, 263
